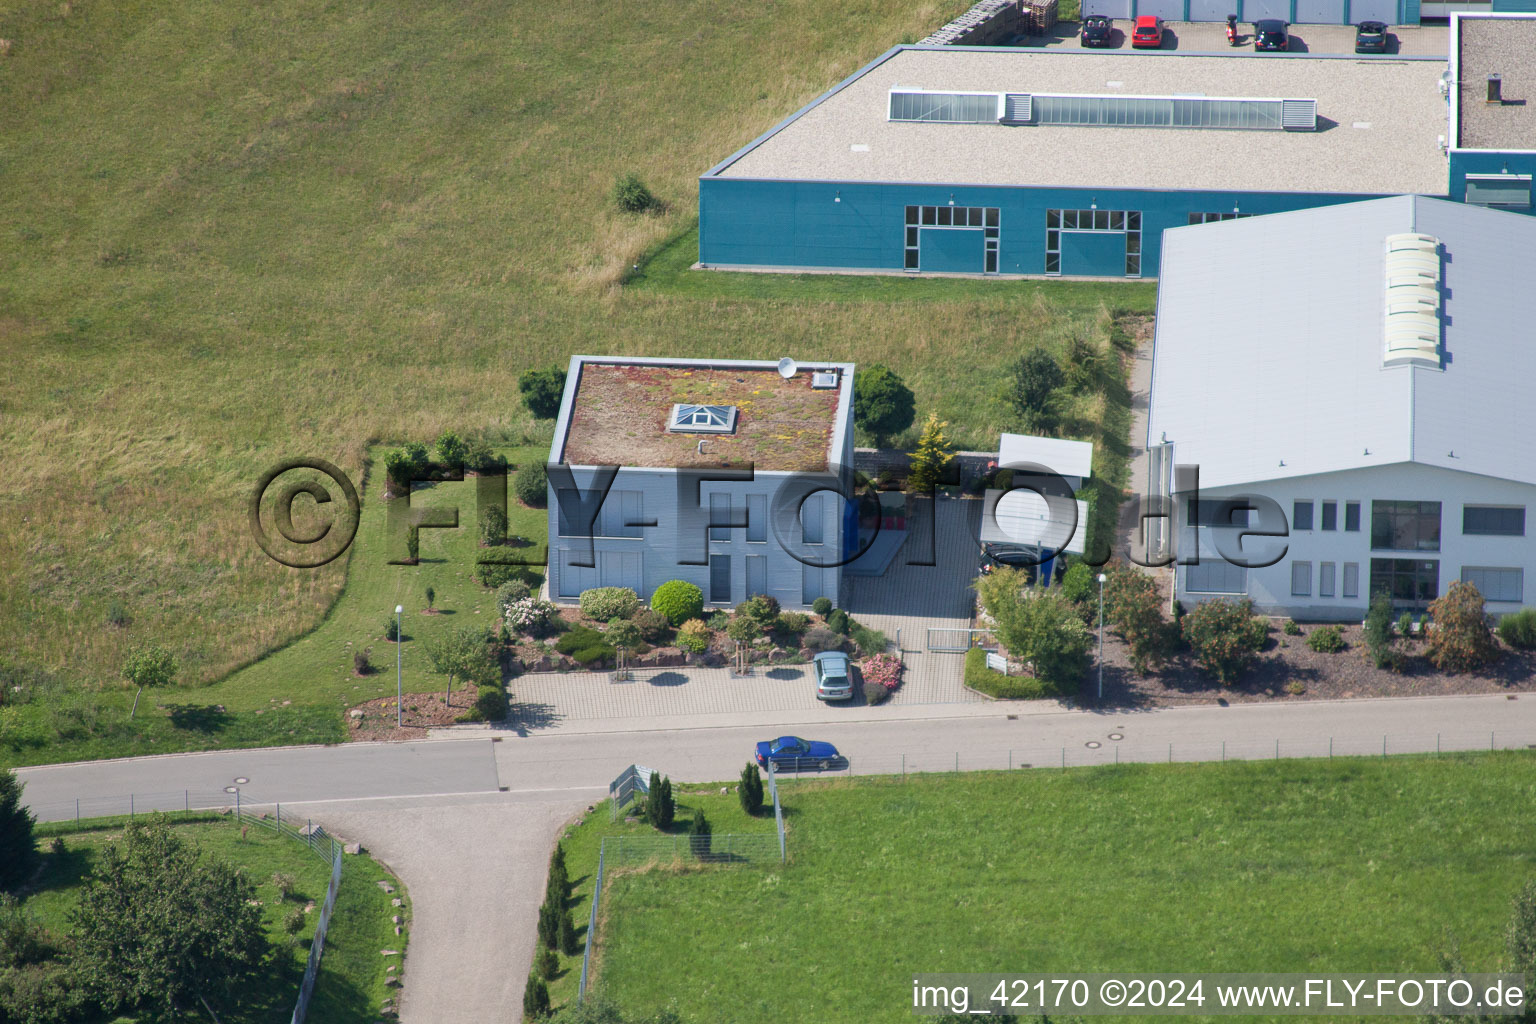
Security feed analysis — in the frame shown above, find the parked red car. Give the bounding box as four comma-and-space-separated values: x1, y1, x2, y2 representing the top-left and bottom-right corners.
1131, 15, 1164, 48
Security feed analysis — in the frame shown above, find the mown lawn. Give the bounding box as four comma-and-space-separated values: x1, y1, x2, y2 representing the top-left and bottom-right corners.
0, 0, 1146, 764
23, 813, 405, 1023
573, 753, 1536, 1023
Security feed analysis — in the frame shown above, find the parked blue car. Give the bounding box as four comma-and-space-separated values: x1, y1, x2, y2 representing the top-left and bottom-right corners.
754, 735, 843, 771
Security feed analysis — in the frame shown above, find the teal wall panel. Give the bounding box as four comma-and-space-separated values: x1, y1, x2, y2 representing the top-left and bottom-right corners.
1449, 150, 1536, 213
919, 228, 985, 272
1060, 230, 1128, 276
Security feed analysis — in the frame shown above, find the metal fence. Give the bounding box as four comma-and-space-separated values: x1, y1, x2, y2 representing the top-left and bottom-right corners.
23, 790, 344, 1024
926, 627, 998, 653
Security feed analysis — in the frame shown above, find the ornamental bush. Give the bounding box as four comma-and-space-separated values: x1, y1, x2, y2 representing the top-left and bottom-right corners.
1181, 597, 1269, 685
801, 627, 843, 653
676, 619, 710, 653
825, 608, 850, 635
473, 685, 508, 722
849, 621, 888, 658
1307, 625, 1346, 653
474, 561, 541, 590
580, 587, 640, 622
1099, 563, 1176, 675
725, 616, 762, 645
1363, 594, 1399, 669
495, 580, 532, 612
812, 597, 833, 616
860, 652, 903, 692
505, 598, 562, 636
478, 504, 508, 547
1427, 580, 1500, 673
738, 763, 764, 816
1498, 608, 1536, 649
605, 618, 641, 651
962, 646, 1063, 699
651, 580, 704, 625
864, 679, 891, 704
514, 460, 548, 507
555, 626, 614, 665
1059, 561, 1095, 607
775, 611, 811, 635
1284, 619, 1303, 636
630, 607, 670, 643
737, 594, 781, 625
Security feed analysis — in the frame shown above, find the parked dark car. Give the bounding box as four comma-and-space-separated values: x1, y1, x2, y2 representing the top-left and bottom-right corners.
755, 736, 843, 771
1354, 20, 1388, 53
1253, 19, 1289, 51
1130, 15, 1164, 48
1080, 15, 1115, 47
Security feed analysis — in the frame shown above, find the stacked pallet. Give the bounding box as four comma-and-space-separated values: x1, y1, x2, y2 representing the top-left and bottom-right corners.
1020, 0, 1059, 36
917, 0, 1021, 45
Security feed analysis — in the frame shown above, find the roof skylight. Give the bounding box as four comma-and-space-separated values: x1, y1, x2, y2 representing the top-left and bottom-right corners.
669, 404, 738, 434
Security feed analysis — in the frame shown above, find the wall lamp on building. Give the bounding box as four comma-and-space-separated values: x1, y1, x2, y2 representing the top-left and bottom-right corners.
834, 190, 841, 203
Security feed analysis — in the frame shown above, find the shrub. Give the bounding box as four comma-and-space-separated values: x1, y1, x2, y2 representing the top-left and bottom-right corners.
907, 412, 956, 492
812, 597, 833, 616
651, 580, 704, 625
1059, 561, 1095, 607
825, 608, 850, 635
853, 364, 916, 447
474, 561, 541, 590
864, 678, 891, 704
963, 646, 1062, 700
738, 594, 780, 625
738, 764, 764, 816
688, 808, 712, 860
725, 616, 762, 646
425, 586, 435, 610
861, 652, 902, 691
282, 906, 305, 936
612, 172, 658, 213
775, 611, 811, 636
536, 901, 558, 950
465, 438, 500, 474
849, 621, 888, 658
435, 430, 469, 473
644, 772, 674, 829
0, 771, 38, 892
518, 368, 568, 420
478, 504, 508, 546
514, 460, 548, 507
557, 908, 578, 956
630, 607, 670, 643
505, 597, 561, 636
1398, 611, 1415, 638
1181, 598, 1269, 685
547, 844, 568, 903
1007, 349, 1065, 433
555, 626, 613, 665
1498, 608, 1536, 649
473, 685, 508, 722
353, 649, 371, 675
801, 626, 843, 653
495, 579, 532, 612
105, 600, 130, 628
383, 444, 429, 491
384, 616, 401, 642
1285, 680, 1307, 695
535, 947, 559, 981
676, 619, 711, 653
706, 610, 731, 630
1307, 625, 1346, 653
580, 587, 640, 621
1427, 580, 1500, 673
523, 975, 551, 1019
1364, 594, 1398, 669
605, 618, 641, 651
405, 528, 419, 563
1284, 619, 1303, 636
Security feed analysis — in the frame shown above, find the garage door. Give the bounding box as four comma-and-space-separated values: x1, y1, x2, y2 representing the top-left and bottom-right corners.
1241, 0, 1293, 19
1294, 0, 1344, 20
1188, 0, 1237, 20
1060, 231, 1128, 277
1082, 0, 1134, 16
1135, 0, 1186, 18
919, 228, 985, 273
1349, 0, 1397, 21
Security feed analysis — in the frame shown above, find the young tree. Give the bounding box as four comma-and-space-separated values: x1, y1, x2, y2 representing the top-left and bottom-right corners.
518, 368, 568, 420
974, 570, 1091, 688
1427, 580, 1500, 673
0, 770, 37, 892
1007, 349, 1065, 432
738, 763, 764, 816
546, 844, 568, 906
423, 626, 497, 705
1181, 598, 1268, 684
478, 503, 508, 547
1363, 593, 1399, 670
558, 906, 579, 956
907, 413, 956, 493
435, 431, 469, 473
523, 974, 552, 1019
122, 643, 177, 720
425, 586, 436, 611
1103, 563, 1175, 675
644, 774, 675, 830
853, 364, 916, 448
537, 900, 559, 951
688, 808, 712, 860
70, 819, 269, 1021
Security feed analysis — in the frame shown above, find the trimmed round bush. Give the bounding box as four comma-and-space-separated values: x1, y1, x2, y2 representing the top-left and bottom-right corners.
812, 597, 833, 616
676, 619, 710, 653
514, 461, 548, 507
826, 608, 850, 635
580, 587, 640, 622
737, 594, 780, 625
473, 685, 508, 722
495, 579, 532, 612
651, 580, 704, 625
864, 678, 891, 704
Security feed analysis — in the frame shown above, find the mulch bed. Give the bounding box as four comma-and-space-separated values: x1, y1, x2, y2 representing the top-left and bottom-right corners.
346, 688, 477, 741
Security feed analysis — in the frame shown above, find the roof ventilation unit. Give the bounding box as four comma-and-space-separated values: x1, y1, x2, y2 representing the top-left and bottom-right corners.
1280, 99, 1317, 131
1382, 233, 1442, 369
811, 371, 839, 389
1002, 93, 1033, 124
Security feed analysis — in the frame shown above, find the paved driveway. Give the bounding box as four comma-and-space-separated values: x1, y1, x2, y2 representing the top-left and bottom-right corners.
1022, 20, 1446, 55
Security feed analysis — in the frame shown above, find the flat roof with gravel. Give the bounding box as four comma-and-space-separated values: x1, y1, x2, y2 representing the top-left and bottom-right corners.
714, 47, 1450, 195
1455, 17, 1536, 149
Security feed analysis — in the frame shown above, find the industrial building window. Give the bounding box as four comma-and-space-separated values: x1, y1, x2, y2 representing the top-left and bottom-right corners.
1044, 209, 1141, 277
1345, 502, 1361, 532
1465, 174, 1532, 210
888, 91, 1000, 123
1463, 505, 1525, 537
1291, 561, 1312, 597
1370, 558, 1439, 608
1188, 212, 1252, 225
1293, 501, 1314, 531
1371, 500, 1441, 551
1321, 501, 1337, 531
1031, 94, 1309, 131
1342, 562, 1360, 599
1320, 562, 1336, 598
1462, 566, 1523, 603
904, 205, 1000, 273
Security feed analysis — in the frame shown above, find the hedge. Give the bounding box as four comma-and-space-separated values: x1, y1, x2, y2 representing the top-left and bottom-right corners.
963, 646, 1063, 700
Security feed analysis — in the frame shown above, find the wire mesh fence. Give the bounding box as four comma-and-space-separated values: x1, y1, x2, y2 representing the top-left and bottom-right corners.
599, 832, 782, 868
26, 788, 249, 825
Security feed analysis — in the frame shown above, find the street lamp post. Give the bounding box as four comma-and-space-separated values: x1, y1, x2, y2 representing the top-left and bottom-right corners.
1096, 574, 1107, 702
395, 604, 404, 728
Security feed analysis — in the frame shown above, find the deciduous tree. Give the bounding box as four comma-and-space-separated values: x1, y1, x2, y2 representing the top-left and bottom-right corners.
853, 365, 915, 447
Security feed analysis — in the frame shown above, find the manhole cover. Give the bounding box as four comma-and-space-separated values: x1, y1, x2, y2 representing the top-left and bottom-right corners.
1108, 733, 1124, 741
234, 777, 249, 785
223, 786, 238, 794
1085, 741, 1102, 749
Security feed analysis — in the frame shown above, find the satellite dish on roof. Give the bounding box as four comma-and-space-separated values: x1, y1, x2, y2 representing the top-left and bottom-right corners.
776, 357, 798, 379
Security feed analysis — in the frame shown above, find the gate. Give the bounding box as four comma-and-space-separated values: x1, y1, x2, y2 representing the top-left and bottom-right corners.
926, 627, 999, 653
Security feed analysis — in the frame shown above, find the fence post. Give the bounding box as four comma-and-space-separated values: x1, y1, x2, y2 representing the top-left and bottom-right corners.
1221, 741, 1225, 762
1437, 732, 1441, 756
1114, 746, 1119, 764
1061, 747, 1065, 769
1275, 739, 1279, 760
955, 752, 959, 773
184, 790, 189, 815
1168, 743, 1172, 763
901, 754, 905, 780
75, 798, 79, 824
1492, 731, 1496, 751
1382, 735, 1387, 758
1008, 750, 1012, 771
1329, 737, 1333, 758
236, 790, 241, 820
130, 794, 134, 819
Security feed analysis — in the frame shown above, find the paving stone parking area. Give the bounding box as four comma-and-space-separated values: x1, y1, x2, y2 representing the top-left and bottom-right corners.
1021, 19, 1446, 55
510, 497, 991, 723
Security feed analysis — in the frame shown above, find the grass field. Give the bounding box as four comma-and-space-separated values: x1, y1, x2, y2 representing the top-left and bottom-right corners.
572, 753, 1536, 1023
0, 0, 1148, 764
22, 813, 405, 1022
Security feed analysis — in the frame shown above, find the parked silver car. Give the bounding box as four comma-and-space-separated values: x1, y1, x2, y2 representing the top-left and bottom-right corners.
813, 651, 854, 702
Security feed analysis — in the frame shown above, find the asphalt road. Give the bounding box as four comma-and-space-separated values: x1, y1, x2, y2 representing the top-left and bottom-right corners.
17, 693, 1536, 1022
